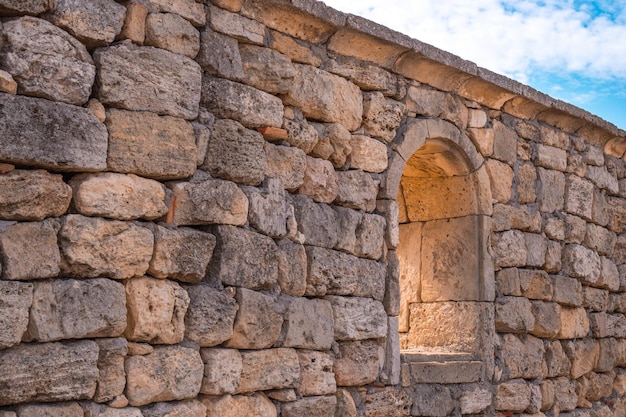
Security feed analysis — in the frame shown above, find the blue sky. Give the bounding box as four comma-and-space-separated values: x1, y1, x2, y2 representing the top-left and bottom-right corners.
322, 0, 626, 130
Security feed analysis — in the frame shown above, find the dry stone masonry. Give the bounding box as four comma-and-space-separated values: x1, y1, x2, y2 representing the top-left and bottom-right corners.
0, 0, 625, 416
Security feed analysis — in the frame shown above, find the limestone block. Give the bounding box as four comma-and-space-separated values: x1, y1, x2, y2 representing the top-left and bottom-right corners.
0, 220, 60, 280
564, 214, 586, 243
519, 270, 552, 300
312, 122, 353, 169
283, 117, 319, 154
298, 156, 338, 204
362, 92, 404, 142
95, 41, 201, 119
496, 268, 521, 297
334, 170, 379, 212
335, 388, 358, 417
492, 230, 527, 268
377, 200, 400, 249
349, 135, 388, 174
557, 307, 589, 339
324, 56, 404, 98
15, 402, 84, 417
537, 168, 565, 213
145, 12, 200, 58
552, 275, 583, 307
146, 0, 205, 26
0, 94, 108, 172
492, 120, 518, 165
184, 286, 237, 347
200, 348, 242, 395
225, 288, 282, 349
544, 217, 565, 240
242, 180, 290, 238
125, 345, 203, 406
284, 64, 363, 131
0, 17, 95, 105
149, 225, 216, 283
296, 350, 335, 396
0, 0, 50, 15
236, 348, 300, 393
94, 338, 127, 403
291, 195, 338, 248
545, 241, 562, 273
551, 376, 576, 412
544, 340, 571, 378
562, 244, 601, 286
125, 276, 189, 344
282, 297, 334, 350
460, 387, 492, 415
533, 144, 567, 171
26, 278, 126, 342
585, 287, 609, 311
105, 109, 196, 180
599, 257, 620, 291
167, 179, 248, 226
587, 165, 619, 194
201, 76, 283, 128
264, 143, 307, 192
70, 173, 167, 220
501, 334, 544, 379
59, 215, 153, 279
238, 44, 295, 94
495, 296, 534, 333
326, 295, 387, 341
0, 281, 32, 349
208, 4, 264, 43
530, 301, 560, 338
281, 396, 337, 417
565, 174, 594, 220
495, 379, 531, 412
616, 235, 626, 265
591, 311, 610, 338
209, 225, 278, 290
597, 338, 617, 372
333, 207, 366, 256
202, 393, 276, 417
405, 87, 468, 128
524, 233, 547, 268
334, 339, 381, 386
354, 213, 386, 260
517, 164, 537, 204
276, 239, 307, 296
306, 246, 386, 300
0, 169, 71, 221
607, 196, 626, 233
563, 339, 598, 379
607, 313, 626, 338
585, 223, 617, 257
117, 1, 148, 44
0, 69, 17, 94
197, 26, 243, 78
0, 340, 98, 405
486, 159, 514, 203
410, 384, 455, 417
492, 204, 538, 232
268, 29, 321, 66
468, 128, 494, 157
141, 400, 207, 417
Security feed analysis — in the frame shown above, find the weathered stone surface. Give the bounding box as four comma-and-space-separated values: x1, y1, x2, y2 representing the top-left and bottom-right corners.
552, 275, 583, 307
492, 230, 527, 267
15, 402, 84, 417
607, 196, 626, 234
291, 194, 338, 248
200, 348, 242, 395
0, 281, 32, 349
599, 257, 620, 291
501, 334, 544, 379
544, 340, 571, 377
282, 396, 337, 417
125, 346, 203, 406
236, 348, 300, 393
201, 76, 283, 128
185, 286, 237, 347
306, 246, 386, 300
202, 119, 266, 186
197, 26, 243, 79
563, 339, 599, 379
0, 17, 95, 105
312, 122, 353, 169
326, 295, 387, 341
0, 340, 98, 405
524, 232, 547, 268
0, 94, 108, 171
209, 225, 278, 289
94, 338, 127, 403
26, 278, 125, 342
486, 158, 514, 203
558, 306, 589, 339
460, 387, 492, 415
349, 135, 388, 174
298, 156, 339, 204
141, 400, 207, 417
277, 239, 307, 296
586, 223, 616, 257
282, 297, 334, 350
95, 41, 201, 119
147, 0, 205, 26
0, 0, 50, 15
519, 270, 552, 300
202, 393, 276, 417
283, 116, 319, 154
562, 244, 601, 286
149, 226, 215, 283
59, 215, 153, 279
117, 0, 148, 44
334, 170, 379, 212
492, 120, 518, 165
334, 339, 381, 386
297, 350, 335, 396
495, 296, 534, 333
167, 178, 248, 226
565, 174, 595, 220
45, 0, 125, 48
0, 220, 60, 280
239, 44, 295, 94
264, 143, 307, 191
335, 388, 358, 417
225, 288, 282, 349
362, 92, 404, 142
243, 179, 289, 238
531, 301, 560, 338
0, 69, 17, 94
0, 170, 71, 221
125, 276, 189, 344
410, 384, 454, 417
284, 64, 363, 131
105, 109, 197, 180
145, 12, 200, 58
70, 173, 167, 220
209, 4, 264, 43
495, 379, 531, 412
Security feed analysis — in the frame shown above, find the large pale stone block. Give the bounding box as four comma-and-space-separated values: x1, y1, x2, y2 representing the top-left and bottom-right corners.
544, 340, 571, 377
537, 167, 565, 213
333, 340, 381, 386
59, 215, 153, 279
495, 379, 531, 412
277, 239, 307, 296
0, 281, 32, 349
362, 92, 404, 142
26, 278, 126, 342
501, 334, 544, 379
236, 348, 300, 393
209, 4, 263, 43
408, 361, 482, 384
239, 44, 295, 94
124, 276, 189, 344
0, 220, 60, 280
202, 393, 276, 417
530, 301, 560, 338
70, 173, 168, 220
565, 174, 595, 220
282, 297, 334, 350
0, 94, 108, 171
534, 144, 567, 171
94, 338, 128, 403
242, 178, 289, 238
283, 117, 319, 154
495, 296, 534, 333
492, 230, 527, 267
225, 288, 282, 349
460, 387, 492, 415
607, 196, 626, 234
349, 135, 388, 173
563, 339, 599, 379
0, 17, 95, 105
105, 109, 196, 180
326, 295, 387, 341
585, 223, 617, 256
197, 26, 243, 78
141, 400, 207, 417
147, 0, 205, 26
291, 195, 338, 249
125, 346, 203, 406
95, 41, 201, 119
557, 306, 589, 339
284, 64, 363, 131
0, 340, 98, 405
492, 120, 517, 165
185, 286, 237, 347
0, 169, 71, 221
552, 275, 583, 307
145, 12, 200, 58
297, 350, 335, 396
312, 122, 353, 168
562, 244, 601, 285
200, 348, 242, 395
264, 143, 307, 192
410, 384, 454, 417
485, 158, 514, 203
360, 387, 410, 417
15, 402, 84, 417
519, 270, 553, 300
335, 170, 379, 212
282, 396, 337, 417
209, 225, 278, 290
0, 0, 50, 15
298, 156, 338, 204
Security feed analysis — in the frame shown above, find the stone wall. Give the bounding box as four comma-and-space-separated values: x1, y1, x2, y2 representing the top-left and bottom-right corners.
0, 0, 625, 416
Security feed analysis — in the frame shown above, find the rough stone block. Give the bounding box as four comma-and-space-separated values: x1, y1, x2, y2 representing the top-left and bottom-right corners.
283, 116, 319, 154
585, 286, 609, 311
349, 135, 388, 174
200, 348, 242, 395
530, 301, 560, 338
298, 156, 338, 204
597, 337, 617, 372
0, 340, 98, 405
125, 345, 203, 406
276, 239, 307, 296
495, 296, 534, 333
124, 276, 189, 344
409, 361, 482, 384
562, 244, 601, 286
95, 41, 201, 119
145, 12, 200, 58
225, 288, 282, 349
202, 393, 276, 417
209, 225, 278, 290
492, 230, 527, 267
312, 122, 353, 168
501, 334, 544, 379
537, 167, 565, 213
460, 387, 492, 415
563, 338, 598, 379
0, 94, 108, 172
552, 275, 583, 307
208, 4, 264, 43
607, 196, 626, 234
167, 178, 248, 226
117, 1, 148, 45
196, 26, 243, 78
410, 384, 455, 417
94, 338, 127, 403
236, 348, 300, 393
0, 220, 60, 280
362, 92, 404, 142
326, 295, 387, 341
599, 257, 620, 291
585, 223, 617, 257
242, 179, 290, 239
334, 339, 381, 386
15, 402, 84, 417
335, 170, 379, 212
264, 143, 307, 192
565, 174, 595, 220
141, 400, 206, 417
282, 297, 334, 350
296, 350, 335, 396
59, 215, 153, 279
184, 286, 237, 347
201, 76, 283, 128
558, 306, 589, 339
105, 109, 196, 180
0, 0, 50, 15
587, 165, 619, 194
239, 44, 295, 94
291, 195, 338, 248
495, 379, 531, 412
0, 281, 32, 349
281, 396, 336, 417
486, 158, 514, 203
544, 340, 571, 377
519, 270, 552, 300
